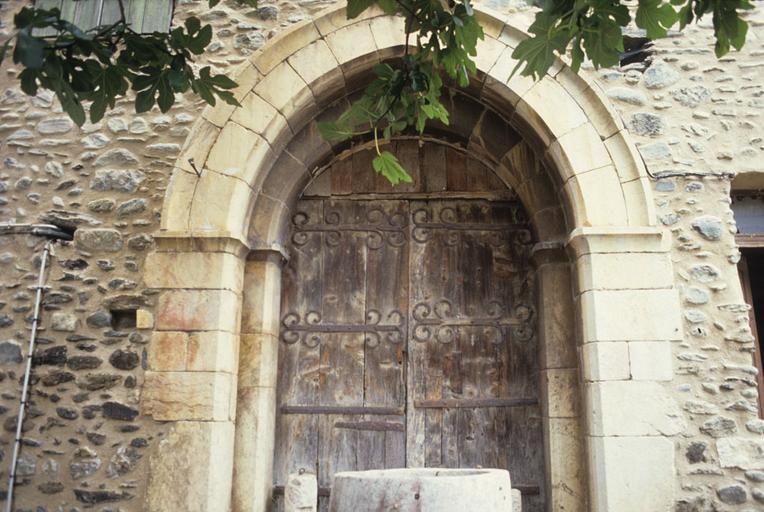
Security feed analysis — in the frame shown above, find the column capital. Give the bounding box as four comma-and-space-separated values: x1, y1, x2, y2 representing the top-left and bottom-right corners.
566, 227, 670, 257
154, 230, 251, 258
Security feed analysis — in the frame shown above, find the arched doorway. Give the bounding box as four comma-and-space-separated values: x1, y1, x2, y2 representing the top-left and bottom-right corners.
273, 140, 543, 511
142, 6, 681, 512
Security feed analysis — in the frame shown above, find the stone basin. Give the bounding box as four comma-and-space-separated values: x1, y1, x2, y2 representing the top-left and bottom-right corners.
328, 468, 514, 512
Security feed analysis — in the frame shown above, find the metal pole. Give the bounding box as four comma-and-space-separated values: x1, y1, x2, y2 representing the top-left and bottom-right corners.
4, 241, 52, 512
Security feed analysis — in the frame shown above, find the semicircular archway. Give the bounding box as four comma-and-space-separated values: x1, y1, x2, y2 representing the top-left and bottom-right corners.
142, 6, 682, 512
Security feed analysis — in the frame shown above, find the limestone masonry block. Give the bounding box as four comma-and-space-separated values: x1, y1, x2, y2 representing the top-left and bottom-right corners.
252, 22, 322, 75
156, 289, 241, 333
541, 369, 580, 419
579, 288, 682, 342
629, 341, 673, 381
239, 333, 279, 388
141, 371, 235, 421
145, 251, 244, 291
514, 76, 588, 146
589, 436, 674, 512
145, 421, 235, 511
547, 123, 613, 181
562, 165, 628, 227
544, 417, 586, 511
582, 342, 630, 382
148, 331, 189, 372
576, 252, 673, 292
187, 331, 239, 374
587, 380, 684, 436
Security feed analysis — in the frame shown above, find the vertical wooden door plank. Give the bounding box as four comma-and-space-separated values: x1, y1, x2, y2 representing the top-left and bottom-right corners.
274, 200, 324, 501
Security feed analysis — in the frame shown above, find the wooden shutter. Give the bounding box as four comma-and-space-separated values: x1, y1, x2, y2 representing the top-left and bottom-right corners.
35, 0, 174, 33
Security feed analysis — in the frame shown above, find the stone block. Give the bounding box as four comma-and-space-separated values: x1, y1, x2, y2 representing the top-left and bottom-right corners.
187, 331, 239, 374
253, 61, 315, 128
176, 118, 220, 174
589, 436, 674, 512
544, 418, 586, 512
142, 371, 234, 421
148, 331, 188, 372
586, 381, 684, 436
717, 437, 764, 470
241, 258, 283, 336
252, 22, 322, 75
541, 368, 580, 419
239, 333, 278, 388
145, 420, 235, 512
327, 22, 380, 91
474, 36, 507, 74
514, 76, 588, 146
231, 92, 292, 153
556, 69, 623, 139
536, 262, 577, 370
144, 251, 244, 291
136, 309, 154, 329
159, 168, 197, 232
188, 171, 254, 239
579, 289, 683, 342
287, 38, 339, 86
582, 342, 630, 382
546, 123, 613, 181
156, 289, 241, 333
562, 165, 628, 228
628, 341, 673, 381
604, 130, 646, 184
369, 15, 407, 52
622, 177, 656, 228
232, 385, 278, 512
248, 193, 292, 249
575, 252, 673, 293
205, 122, 274, 186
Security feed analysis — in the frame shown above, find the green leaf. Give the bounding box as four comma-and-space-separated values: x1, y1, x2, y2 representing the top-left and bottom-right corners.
185, 16, 201, 34
14, 30, 46, 69
317, 121, 356, 142
635, 0, 678, 39
377, 0, 398, 15
372, 151, 413, 185
135, 89, 155, 113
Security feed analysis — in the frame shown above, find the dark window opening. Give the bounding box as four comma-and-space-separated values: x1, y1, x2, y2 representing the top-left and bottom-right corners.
620, 35, 654, 67
34, 0, 175, 35
110, 309, 137, 330
734, 190, 764, 416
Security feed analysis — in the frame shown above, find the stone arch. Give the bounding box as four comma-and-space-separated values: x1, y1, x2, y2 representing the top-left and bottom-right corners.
144, 5, 682, 512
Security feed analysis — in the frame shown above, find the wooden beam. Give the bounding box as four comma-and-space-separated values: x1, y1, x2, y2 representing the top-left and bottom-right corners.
414, 397, 538, 409
280, 405, 405, 415
333, 420, 405, 432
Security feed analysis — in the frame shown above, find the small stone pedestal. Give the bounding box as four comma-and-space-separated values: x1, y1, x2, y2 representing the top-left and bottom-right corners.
328, 468, 516, 512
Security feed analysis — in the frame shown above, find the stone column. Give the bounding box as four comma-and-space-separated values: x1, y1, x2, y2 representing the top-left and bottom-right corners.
142, 234, 248, 512
532, 242, 587, 512
568, 227, 682, 512
232, 250, 285, 512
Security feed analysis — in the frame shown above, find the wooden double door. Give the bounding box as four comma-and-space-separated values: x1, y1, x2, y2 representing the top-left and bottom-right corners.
272, 197, 543, 511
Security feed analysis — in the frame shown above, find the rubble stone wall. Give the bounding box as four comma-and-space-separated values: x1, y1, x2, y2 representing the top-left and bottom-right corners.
0, 0, 761, 510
